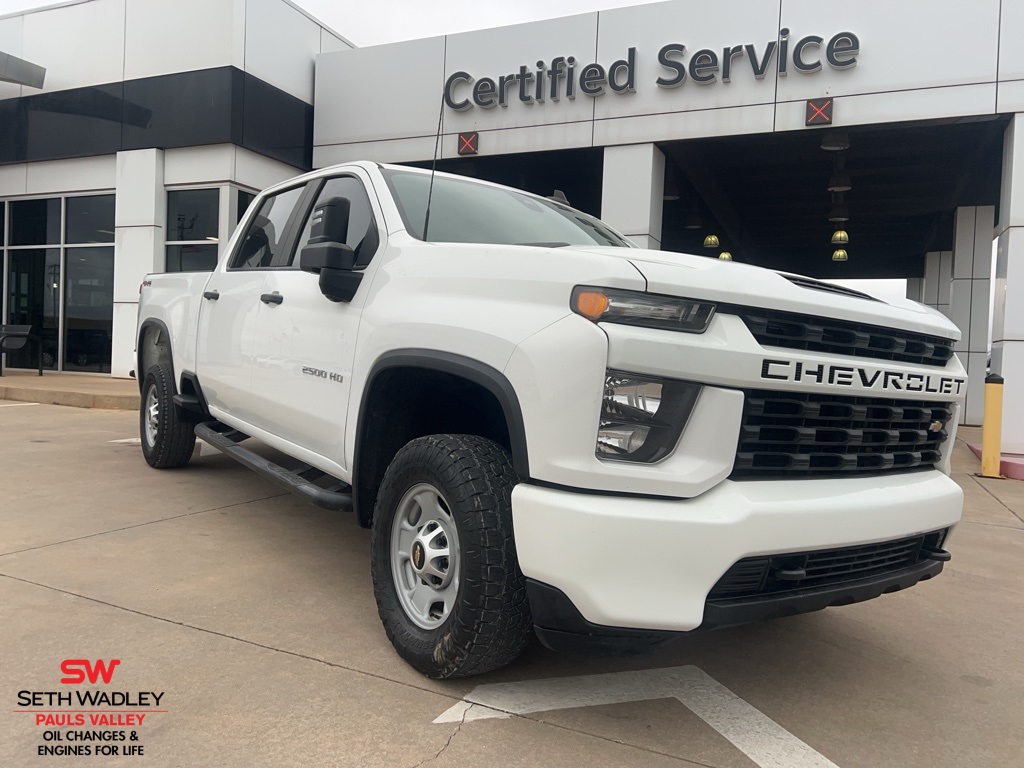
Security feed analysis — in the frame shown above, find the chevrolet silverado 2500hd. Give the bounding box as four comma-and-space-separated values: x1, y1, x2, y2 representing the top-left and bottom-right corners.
136, 161, 965, 678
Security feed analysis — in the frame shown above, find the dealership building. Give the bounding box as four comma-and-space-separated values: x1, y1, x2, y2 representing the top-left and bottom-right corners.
2, 0, 1024, 451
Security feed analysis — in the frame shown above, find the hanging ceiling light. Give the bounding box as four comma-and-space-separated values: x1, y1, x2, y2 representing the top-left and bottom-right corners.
831, 228, 849, 244
827, 155, 852, 192
703, 233, 720, 248
828, 169, 852, 192
832, 248, 849, 262
718, 251, 733, 261
828, 204, 849, 222
820, 129, 850, 151
828, 192, 849, 222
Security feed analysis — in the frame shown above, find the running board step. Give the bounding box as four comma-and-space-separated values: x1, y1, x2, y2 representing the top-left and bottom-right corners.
195, 422, 352, 511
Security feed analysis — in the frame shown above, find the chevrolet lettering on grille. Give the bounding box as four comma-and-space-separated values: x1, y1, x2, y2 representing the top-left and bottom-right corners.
760, 359, 966, 395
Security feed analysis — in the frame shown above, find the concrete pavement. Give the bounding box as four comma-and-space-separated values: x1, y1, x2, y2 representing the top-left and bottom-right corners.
1, 403, 1022, 767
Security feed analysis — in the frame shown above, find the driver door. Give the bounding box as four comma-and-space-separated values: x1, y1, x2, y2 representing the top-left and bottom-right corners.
248, 171, 384, 472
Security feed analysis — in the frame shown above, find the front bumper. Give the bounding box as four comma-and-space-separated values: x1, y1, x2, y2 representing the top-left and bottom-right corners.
512, 469, 962, 636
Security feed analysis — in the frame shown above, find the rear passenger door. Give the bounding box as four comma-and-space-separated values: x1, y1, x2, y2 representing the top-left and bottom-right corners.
195, 184, 307, 427
247, 171, 384, 472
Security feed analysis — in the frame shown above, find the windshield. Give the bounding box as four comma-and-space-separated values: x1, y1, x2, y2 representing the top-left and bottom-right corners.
381, 169, 631, 248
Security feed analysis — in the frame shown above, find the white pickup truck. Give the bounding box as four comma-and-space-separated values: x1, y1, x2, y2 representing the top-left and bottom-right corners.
136, 161, 965, 678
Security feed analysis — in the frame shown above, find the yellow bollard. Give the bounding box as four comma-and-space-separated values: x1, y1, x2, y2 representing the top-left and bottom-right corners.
980, 373, 1004, 479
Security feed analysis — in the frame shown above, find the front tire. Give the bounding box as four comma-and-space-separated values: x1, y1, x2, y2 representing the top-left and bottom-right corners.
140, 363, 196, 469
370, 434, 531, 678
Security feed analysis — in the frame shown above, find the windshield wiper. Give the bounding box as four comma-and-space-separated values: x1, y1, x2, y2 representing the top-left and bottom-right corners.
514, 242, 571, 247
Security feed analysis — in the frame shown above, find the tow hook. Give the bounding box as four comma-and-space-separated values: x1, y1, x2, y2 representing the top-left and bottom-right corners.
922, 547, 952, 562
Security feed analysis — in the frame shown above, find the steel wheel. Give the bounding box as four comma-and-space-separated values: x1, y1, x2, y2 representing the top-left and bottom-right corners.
370, 434, 532, 678
143, 384, 160, 449
390, 483, 461, 630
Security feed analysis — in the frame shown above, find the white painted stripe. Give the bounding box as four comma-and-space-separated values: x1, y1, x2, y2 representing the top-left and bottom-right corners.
109, 437, 142, 444
432, 701, 509, 724
0, 402, 39, 407
433, 665, 839, 768
675, 668, 840, 768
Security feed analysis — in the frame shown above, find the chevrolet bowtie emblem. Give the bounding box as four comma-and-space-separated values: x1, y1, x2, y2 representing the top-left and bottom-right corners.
928, 420, 944, 432
412, 541, 424, 569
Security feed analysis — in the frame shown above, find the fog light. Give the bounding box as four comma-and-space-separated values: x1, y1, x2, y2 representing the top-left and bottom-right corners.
598, 424, 652, 455
597, 371, 701, 463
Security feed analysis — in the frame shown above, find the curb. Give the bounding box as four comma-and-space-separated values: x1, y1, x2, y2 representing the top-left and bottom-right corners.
0, 384, 140, 411
966, 443, 1024, 481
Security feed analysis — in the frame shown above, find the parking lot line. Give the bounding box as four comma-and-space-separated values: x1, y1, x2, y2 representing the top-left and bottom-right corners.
0, 402, 39, 407
434, 665, 840, 768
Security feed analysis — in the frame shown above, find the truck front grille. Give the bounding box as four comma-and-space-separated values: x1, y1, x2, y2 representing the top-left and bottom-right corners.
735, 308, 955, 368
708, 531, 947, 600
731, 390, 952, 479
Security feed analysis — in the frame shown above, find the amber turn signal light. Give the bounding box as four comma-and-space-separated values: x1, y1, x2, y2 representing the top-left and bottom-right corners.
574, 290, 610, 319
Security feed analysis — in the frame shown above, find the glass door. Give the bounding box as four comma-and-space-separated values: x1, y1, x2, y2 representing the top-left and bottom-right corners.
63, 247, 114, 373
6, 249, 60, 370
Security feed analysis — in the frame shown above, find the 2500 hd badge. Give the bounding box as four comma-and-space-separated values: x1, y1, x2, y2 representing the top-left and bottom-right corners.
761, 358, 966, 394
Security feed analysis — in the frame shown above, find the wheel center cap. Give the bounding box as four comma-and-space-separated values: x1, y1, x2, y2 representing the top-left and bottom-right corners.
411, 541, 425, 572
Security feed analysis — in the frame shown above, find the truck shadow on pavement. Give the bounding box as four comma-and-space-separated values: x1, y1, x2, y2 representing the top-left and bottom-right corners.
181, 447, 939, 706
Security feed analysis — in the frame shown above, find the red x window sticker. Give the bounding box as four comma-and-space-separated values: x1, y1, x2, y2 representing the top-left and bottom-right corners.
457, 132, 479, 155
806, 98, 833, 126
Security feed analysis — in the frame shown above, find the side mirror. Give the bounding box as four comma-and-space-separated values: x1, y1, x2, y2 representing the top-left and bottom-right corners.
300, 196, 356, 273
299, 196, 363, 303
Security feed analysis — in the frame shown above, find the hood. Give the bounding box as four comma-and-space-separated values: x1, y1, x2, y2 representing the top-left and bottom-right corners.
563, 246, 960, 341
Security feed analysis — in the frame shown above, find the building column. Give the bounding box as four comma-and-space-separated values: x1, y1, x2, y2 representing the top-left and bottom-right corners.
949, 206, 993, 426
111, 149, 165, 379
993, 116, 1024, 452
905, 277, 924, 303
601, 144, 664, 250
920, 250, 952, 316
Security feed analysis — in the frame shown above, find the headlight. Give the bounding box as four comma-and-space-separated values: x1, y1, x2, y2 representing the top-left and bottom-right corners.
597, 371, 701, 463
571, 286, 715, 333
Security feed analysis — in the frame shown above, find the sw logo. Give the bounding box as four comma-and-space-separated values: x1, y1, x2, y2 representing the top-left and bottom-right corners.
60, 659, 121, 685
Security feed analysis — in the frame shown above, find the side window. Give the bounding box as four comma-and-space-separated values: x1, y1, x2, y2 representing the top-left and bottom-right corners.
293, 176, 379, 268
230, 186, 304, 270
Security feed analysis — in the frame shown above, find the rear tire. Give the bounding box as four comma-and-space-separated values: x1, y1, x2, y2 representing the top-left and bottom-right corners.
140, 362, 196, 469
370, 434, 531, 678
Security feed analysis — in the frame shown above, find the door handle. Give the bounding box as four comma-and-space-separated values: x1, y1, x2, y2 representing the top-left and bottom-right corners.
203, 290, 220, 300
260, 293, 284, 305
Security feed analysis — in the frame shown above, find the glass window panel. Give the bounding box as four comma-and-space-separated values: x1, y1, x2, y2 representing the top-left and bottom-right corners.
1, 201, 5, 244
65, 195, 115, 244
167, 189, 220, 242
6, 248, 60, 369
230, 186, 304, 270
63, 247, 114, 373
165, 244, 219, 273
10, 198, 60, 246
